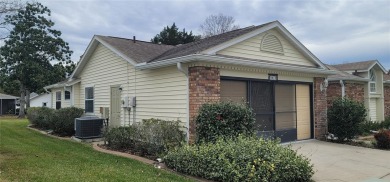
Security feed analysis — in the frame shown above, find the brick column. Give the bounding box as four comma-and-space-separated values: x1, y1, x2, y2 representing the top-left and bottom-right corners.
385, 85, 390, 118
314, 77, 328, 139
188, 66, 220, 143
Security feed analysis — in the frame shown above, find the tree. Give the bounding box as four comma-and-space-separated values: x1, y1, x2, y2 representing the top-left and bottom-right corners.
0, 2, 72, 118
199, 13, 239, 38
151, 23, 200, 45
0, 0, 25, 39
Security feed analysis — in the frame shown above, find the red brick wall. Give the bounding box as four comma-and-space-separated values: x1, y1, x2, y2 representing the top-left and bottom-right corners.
345, 82, 365, 103
385, 85, 390, 118
327, 81, 365, 107
314, 77, 327, 139
326, 82, 342, 108
188, 66, 220, 143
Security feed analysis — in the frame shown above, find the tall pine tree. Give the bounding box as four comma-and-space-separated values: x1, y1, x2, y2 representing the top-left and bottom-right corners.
0, 2, 73, 118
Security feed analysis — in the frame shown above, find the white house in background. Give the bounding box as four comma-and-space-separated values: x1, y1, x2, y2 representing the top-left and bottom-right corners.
30, 93, 52, 107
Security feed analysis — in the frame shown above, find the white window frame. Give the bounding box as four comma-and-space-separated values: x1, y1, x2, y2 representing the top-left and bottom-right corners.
85, 87, 94, 113
56, 91, 61, 109
369, 70, 376, 93
64, 90, 71, 100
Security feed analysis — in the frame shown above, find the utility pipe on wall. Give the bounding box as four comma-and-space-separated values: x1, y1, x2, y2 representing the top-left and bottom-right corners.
340, 80, 345, 98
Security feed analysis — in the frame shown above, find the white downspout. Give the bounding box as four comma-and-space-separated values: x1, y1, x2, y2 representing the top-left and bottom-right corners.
177, 62, 190, 142
340, 80, 345, 98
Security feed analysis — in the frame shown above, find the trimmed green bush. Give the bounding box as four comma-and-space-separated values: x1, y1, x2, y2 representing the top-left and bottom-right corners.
374, 129, 390, 149
328, 98, 367, 141
51, 107, 84, 136
27, 107, 55, 129
27, 107, 84, 136
360, 118, 390, 136
103, 118, 186, 158
195, 102, 255, 144
164, 135, 314, 181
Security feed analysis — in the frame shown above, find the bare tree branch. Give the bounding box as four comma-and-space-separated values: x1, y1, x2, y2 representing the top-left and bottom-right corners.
0, 0, 25, 39
199, 13, 240, 38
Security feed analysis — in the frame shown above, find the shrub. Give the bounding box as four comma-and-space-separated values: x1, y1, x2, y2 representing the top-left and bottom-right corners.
164, 135, 314, 182
359, 118, 390, 136
195, 102, 255, 144
103, 118, 186, 158
51, 107, 84, 136
27, 107, 55, 129
328, 98, 367, 142
374, 129, 390, 149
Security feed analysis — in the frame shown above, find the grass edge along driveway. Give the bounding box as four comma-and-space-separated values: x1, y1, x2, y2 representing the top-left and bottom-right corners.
0, 118, 193, 182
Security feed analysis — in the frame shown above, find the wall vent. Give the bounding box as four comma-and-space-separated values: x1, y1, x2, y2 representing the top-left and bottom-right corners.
260, 34, 284, 54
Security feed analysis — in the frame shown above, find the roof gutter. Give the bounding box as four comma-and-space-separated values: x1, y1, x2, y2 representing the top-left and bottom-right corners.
136, 54, 337, 75
328, 77, 369, 82
44, 79, 81, 90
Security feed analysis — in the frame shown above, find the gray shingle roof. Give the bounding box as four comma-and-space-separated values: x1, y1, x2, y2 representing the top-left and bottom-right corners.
0, 93, 19, 99
96, 36, 174, 63
326, 64, 367, 81
331, 60, 377, 71
149, 22, 274, 62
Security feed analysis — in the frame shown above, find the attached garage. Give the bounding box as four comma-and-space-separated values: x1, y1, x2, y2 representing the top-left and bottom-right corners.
220, 78, 313, 142
0, 93, 18, 115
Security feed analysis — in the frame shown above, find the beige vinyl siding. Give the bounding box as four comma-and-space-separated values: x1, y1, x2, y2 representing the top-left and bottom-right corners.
217, 29, 316, 67
134, 66, 187, 124
78, 44, 130, 125
73, 83, 80, 107
50, 88, 71, 108
369, 98, 377, 121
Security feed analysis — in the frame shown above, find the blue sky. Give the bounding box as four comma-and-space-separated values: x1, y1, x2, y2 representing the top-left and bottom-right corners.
29, 0, 390, 69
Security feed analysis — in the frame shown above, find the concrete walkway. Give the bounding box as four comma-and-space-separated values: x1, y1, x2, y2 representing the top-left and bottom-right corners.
290, 140, 390, 182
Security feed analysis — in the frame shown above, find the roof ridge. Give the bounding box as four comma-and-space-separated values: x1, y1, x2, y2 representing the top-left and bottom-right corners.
331, 60, 377, 66
98, 35, 174, 46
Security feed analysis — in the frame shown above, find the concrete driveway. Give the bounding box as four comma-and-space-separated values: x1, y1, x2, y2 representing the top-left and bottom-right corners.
290, 140, 390, 182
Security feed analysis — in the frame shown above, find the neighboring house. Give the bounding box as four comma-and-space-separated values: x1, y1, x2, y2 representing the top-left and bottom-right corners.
30, 93, 52, 107
0, 93, 18, 115
327, 60, 389, 121
44, 21, 336, 142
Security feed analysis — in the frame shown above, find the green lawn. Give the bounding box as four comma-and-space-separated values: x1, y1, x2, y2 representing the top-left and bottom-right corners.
0, 118, 192, 182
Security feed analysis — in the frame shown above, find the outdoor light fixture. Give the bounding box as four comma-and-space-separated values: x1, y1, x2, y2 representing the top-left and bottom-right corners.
268, 74, 278, 81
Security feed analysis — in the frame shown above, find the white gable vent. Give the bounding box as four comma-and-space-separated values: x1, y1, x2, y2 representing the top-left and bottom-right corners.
260, 34, 284, 54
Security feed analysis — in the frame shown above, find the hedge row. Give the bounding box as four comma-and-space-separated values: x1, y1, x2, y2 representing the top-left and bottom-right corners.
27, 107, 84, 136
103, 118, 186, 158
164, 135, 314, 182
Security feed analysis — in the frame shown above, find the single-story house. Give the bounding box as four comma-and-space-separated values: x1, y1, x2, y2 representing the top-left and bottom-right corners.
0, 93, 18, 115
30, 92, 52, 107
44, 21, 337, 142
327, 60, 390, 121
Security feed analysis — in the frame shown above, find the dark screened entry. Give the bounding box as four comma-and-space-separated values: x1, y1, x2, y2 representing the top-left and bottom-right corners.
0, 99, 16, 115
220, 77, 312, 142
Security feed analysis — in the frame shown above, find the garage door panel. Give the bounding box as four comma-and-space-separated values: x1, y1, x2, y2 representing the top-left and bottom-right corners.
296, 84, 311, 140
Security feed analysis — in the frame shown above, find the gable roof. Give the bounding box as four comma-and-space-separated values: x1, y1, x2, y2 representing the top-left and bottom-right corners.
97, 36, 174, 63
70, 20, 334, 79
149, 23, 273, 62
0, 93, 18, 99
332, 60, 387, 73
326, 64, 369, 82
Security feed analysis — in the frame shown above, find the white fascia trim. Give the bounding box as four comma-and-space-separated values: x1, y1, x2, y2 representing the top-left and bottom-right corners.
367, 60, 387, 73
328, 77, 369, 82
136, 54, 337, 75
70, 36, 99, 79
201, 21, 327, 69
44, 79, 81, 90
70, 36, 137, 79
95, 36, 138, 66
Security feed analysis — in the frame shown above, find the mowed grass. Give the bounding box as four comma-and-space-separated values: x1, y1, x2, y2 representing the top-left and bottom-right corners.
0, 118, 192, 182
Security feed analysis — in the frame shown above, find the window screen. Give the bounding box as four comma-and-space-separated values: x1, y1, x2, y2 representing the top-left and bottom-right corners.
220, 80, 247, 103
56, 91, 61, 109
85, 87, 94, 113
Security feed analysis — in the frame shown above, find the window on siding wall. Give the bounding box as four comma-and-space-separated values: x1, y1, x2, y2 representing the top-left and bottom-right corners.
370, 70, 376, 93
65, 91, 71, 100
56, 91, 61, 109
85, 87, 94, 113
